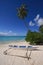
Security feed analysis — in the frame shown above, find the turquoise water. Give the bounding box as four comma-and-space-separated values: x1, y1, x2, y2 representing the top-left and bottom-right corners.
0, 36, 25, 42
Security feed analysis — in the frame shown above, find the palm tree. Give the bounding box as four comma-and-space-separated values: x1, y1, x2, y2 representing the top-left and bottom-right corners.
17, 4, 31, 60
17, 4, 29, 29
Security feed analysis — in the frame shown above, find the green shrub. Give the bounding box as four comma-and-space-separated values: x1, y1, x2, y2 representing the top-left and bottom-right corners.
25, 31, 43, 45
39, 25, 43, 33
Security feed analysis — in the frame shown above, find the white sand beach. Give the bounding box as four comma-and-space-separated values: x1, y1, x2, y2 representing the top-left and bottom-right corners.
0, 41, 43, 65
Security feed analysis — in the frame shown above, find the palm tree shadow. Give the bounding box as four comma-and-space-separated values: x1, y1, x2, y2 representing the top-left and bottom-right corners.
14, 55, 31, 60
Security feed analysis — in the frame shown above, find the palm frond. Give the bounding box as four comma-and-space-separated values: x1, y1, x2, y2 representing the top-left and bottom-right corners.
17, 4, 28, 19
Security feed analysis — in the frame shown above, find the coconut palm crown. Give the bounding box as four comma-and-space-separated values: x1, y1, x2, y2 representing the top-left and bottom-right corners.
17, 4, 28, 19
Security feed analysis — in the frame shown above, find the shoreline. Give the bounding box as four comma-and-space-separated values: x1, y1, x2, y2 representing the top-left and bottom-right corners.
0, 40, 25, 44
0, 40, 29, 48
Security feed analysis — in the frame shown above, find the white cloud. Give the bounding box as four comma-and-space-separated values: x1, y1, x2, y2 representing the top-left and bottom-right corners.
29, 14, 43, 27
8, 30, 12, 33
29, 21, 35, 26
37, 18, 43, 26
0, 31, 17, 36
34, 14, 40, 21
0, 32, 8, 35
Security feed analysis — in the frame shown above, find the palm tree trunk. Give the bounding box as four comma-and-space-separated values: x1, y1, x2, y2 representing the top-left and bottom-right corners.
23, 20, 29, 30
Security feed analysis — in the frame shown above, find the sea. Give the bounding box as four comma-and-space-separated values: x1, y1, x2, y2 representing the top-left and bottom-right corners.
0, 36, 25, 44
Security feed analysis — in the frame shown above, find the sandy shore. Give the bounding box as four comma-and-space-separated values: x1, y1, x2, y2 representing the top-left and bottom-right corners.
0, 41, 43, 65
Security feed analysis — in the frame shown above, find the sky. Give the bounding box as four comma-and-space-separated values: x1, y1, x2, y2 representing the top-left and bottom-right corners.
0, 0, 43, 36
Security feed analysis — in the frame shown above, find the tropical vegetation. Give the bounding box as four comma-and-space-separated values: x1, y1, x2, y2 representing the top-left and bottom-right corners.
25, 25, 43, 45
17, 4, 43, 45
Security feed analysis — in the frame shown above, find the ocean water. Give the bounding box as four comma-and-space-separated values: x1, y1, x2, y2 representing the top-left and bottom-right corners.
0, 36, 25, 43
